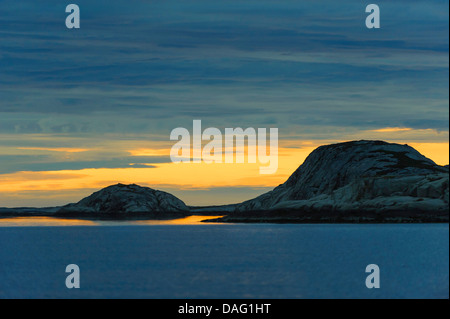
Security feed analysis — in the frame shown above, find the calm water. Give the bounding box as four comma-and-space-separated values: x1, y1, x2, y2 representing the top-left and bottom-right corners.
0, 218, 448, 299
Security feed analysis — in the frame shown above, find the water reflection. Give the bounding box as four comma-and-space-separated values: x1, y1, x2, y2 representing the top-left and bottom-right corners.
0, 215, 225, 227
0, 217, 97, 227
132, 215, 225, 225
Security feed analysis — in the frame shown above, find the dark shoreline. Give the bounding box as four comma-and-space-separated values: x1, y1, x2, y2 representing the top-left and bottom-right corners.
202, 216, 449, 224
201, 209, 449, 224
0, 209, 448, 224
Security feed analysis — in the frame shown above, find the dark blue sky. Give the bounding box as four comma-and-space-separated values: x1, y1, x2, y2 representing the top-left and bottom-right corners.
1, 0, 448, 132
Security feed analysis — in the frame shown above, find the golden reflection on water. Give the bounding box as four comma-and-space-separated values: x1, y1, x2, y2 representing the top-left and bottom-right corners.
131, 215, 225, 225
0, 215, 225, 227
0, 217, 98, 227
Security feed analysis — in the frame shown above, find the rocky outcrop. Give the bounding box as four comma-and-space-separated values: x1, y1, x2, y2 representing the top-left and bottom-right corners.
58, 184, 189, 215
236, 140, 449, 215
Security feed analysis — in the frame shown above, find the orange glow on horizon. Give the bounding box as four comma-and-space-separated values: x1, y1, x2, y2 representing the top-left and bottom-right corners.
0, 141, 448, 206
0, 145, 315, 193
409, 142, 449, 166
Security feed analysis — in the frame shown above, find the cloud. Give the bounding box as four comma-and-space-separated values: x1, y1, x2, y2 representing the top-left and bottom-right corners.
0, 137, 173, 174
17, 147, 90, 153
370, 127, 413, 133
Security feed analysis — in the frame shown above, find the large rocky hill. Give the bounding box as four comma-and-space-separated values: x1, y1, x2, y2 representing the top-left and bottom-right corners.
231, 140, 448, 221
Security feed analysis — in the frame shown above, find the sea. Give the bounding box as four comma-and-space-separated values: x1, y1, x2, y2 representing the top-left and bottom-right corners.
0, 216, 448, 299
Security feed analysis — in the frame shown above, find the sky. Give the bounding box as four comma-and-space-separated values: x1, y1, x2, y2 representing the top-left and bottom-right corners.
0, 0, 448, 207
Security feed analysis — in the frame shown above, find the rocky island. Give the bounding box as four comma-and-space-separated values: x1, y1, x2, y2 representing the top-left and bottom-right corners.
211, 140, 449, 223
1, 140, 448, 223
56, 183, 190, 218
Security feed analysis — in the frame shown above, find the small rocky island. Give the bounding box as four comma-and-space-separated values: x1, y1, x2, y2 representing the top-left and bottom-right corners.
56, 184, 190, 218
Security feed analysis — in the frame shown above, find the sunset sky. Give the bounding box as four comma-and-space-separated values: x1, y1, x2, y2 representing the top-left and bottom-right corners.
0, 0, 448, 207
